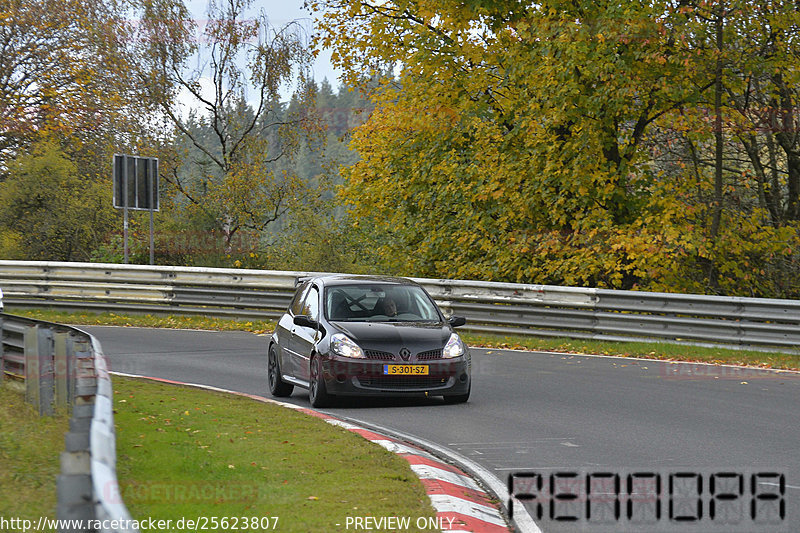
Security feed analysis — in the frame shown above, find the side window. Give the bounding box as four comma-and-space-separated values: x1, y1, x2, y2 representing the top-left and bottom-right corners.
290, 283, 310, 315
301, 286, 320, 320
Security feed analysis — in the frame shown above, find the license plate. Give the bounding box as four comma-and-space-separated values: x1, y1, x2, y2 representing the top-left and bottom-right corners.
383, 364, 429, 376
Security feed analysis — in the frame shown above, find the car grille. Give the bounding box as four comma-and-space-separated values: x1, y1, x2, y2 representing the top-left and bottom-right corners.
356, 376, 451, 390
365, 350, 394, 360
416, 349, 443, 360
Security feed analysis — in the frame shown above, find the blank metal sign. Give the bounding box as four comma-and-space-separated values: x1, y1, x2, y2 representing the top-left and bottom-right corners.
113, 154, 159, 211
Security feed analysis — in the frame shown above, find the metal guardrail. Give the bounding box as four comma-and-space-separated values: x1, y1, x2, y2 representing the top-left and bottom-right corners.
1, 312, 137, 533
1, 260, 799, 351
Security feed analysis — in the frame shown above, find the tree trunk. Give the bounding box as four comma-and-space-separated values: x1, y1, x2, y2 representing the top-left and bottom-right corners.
711, 5, 724, 240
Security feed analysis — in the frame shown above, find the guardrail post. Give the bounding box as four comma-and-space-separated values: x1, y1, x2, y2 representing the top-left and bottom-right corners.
58, 399, 96, 530
0, 315, 4, 385
24, 325, 40, 412
58, 335, 96, 532
38, 326, 55, 416
54, 331, 72, 409
73, 340, 97, 403
24, 324, 56, 416
68, 334, 77, 405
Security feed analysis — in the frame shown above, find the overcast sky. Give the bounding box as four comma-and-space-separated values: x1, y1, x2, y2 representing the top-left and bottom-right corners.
185, 0, 342, 90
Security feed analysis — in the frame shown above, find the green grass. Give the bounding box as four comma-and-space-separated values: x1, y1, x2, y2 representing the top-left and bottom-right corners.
0, 384, 70, 520
10, 307, 800, 370
10, 308, 275, 334
460, 332, 800, 371
113, 377, 439, 532
0, 376, 440, 531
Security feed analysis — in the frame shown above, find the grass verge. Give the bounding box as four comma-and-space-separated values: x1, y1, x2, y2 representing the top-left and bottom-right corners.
113, 377, 439, 532
10, 308, 274, 334
9, 307, 799, 370
0, 383, 70, 520
459, 332, 800, 371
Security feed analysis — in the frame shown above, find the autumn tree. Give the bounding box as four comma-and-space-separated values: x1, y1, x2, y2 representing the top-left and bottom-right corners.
650, 0, 800, 296
0, 0, 173, 173
312, 0, 800, 297
0, 139, 116, 260
312, 0, 701, 284
0, 0, 193, 262
136, 0, 320, 250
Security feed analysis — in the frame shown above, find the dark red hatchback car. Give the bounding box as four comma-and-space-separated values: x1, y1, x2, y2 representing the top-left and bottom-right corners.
268, 275, 471, 407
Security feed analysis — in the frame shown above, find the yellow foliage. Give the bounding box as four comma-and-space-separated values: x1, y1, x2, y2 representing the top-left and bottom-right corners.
312, 0, 800, 297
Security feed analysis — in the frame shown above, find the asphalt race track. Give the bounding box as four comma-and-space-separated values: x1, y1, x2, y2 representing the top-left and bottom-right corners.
84, 326, 800, 533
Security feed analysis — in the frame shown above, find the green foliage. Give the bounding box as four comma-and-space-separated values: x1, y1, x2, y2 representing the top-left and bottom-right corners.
137, 0, 322, 252
0, 229, 24, 259
0, 0, 190, 264
80, 78, 373, 271
0, 0, 373, 272
312, 0, 800, 297
255, 204, 385, 274
11, 0, 797, 300
0, 139, 117, 261
149, 79, 371, 271
0, 0, 175, 171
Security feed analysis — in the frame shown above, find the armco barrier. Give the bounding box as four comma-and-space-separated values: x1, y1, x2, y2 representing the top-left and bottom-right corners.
0, 260, 799, 351
1, 312, 137, 533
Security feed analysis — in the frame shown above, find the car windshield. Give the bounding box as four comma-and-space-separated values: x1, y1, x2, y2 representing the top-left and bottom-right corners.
325, 284, 441, 322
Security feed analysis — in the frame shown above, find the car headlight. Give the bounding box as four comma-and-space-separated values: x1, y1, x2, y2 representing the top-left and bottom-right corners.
443, 333, 464, 359
330, 333, 365, 359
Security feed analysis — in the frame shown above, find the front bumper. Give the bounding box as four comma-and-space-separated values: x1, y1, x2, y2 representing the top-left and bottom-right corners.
320, 356, 471, 397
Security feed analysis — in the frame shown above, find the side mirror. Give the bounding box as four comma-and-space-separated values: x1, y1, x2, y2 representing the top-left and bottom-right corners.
293, 315, 318, 329
448, 316, 466, 328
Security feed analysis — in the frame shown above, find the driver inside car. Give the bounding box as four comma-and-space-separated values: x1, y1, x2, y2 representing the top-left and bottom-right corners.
376, 296, 398, 317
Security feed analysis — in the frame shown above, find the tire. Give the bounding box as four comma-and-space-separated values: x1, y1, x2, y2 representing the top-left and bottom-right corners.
443, 384, 470, 404
309, 355, 333, 408
268, 345, 294, 397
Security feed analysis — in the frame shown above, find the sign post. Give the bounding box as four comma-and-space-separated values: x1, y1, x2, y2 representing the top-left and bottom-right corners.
113, 154, 159, 264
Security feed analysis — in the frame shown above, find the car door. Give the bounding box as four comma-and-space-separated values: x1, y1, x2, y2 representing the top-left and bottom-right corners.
276, 282, 309, 381
289, 284, 320, 383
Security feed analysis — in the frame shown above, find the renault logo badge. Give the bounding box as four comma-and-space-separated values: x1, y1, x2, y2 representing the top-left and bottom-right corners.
399, 348, 411, 360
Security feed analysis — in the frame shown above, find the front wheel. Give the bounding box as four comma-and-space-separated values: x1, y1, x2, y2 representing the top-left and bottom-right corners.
309, 355, 333, 408
268, 345, 294, 397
